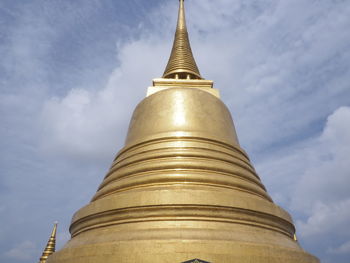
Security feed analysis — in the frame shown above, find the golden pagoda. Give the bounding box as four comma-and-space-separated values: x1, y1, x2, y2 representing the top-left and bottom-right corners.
47, 1, 319, 262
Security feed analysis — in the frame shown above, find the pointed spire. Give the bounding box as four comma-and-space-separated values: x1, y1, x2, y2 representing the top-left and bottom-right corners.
163, 0, 202, 79
39, 222, 57, 263
294, 234, 298, 242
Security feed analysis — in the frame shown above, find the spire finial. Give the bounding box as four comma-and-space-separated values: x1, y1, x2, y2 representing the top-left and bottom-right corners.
39, 222, 57, 263
162, 0, 202, 79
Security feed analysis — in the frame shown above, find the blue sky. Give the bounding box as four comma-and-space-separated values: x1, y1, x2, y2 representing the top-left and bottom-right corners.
1, 0, 350, 262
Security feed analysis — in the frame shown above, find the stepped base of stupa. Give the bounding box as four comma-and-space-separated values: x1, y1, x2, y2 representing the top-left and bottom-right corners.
48, 225, 319, 263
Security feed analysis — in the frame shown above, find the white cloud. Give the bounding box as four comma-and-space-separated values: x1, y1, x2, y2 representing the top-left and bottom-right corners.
4, 241, 39, 261
328, 240, 350, 255
40, 37, 169, 161
297, 199, 350, 238
255, 106, 350, 260
292, 107, 350, 212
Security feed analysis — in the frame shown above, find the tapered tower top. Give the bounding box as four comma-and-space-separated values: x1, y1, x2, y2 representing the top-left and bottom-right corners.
39, 223, 57, 263
163, 0, 202, 79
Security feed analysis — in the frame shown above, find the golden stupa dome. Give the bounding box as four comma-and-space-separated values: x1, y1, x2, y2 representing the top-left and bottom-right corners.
125, 88, 239, 147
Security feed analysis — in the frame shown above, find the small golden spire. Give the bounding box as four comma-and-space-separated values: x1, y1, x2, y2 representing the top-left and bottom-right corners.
163, 0, 202, 79
39, 222, 57, 263
294, 233, 298, 242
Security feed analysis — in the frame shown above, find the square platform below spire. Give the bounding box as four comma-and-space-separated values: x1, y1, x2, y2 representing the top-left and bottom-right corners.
147, 78, 219, 98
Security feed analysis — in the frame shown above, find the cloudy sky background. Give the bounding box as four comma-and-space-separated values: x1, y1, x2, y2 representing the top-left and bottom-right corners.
1, 0, 350, 262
